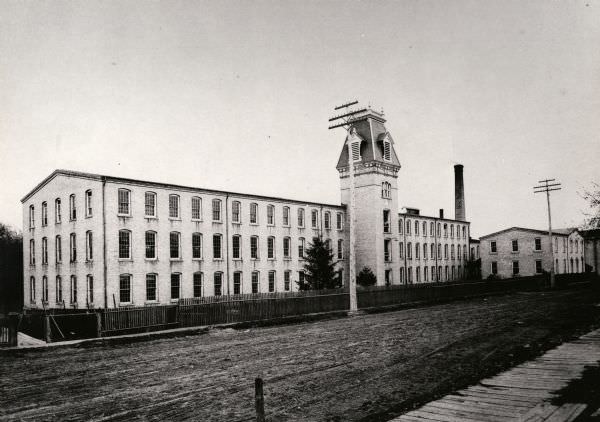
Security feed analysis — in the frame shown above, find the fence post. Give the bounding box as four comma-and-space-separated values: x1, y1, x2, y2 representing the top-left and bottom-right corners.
96, 312, 102, 338
44, 315, 52, 343
8, 314, 18, 347
255, 377, 265, 422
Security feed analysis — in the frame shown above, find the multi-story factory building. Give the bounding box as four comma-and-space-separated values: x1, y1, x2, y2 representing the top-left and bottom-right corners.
480, 227, 585, 279
22, 107, 471, 309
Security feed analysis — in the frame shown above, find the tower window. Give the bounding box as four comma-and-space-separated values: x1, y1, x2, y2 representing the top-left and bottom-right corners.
383, 140, 391, 161
381, 182, 391, 199
351, 141, 361, 161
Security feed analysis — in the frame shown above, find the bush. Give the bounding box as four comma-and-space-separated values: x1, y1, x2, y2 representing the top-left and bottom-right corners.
357, 267, 377, 287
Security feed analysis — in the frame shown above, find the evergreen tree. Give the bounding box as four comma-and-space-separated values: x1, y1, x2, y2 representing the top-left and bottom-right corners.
357, 267, 377, 287
301, 236, 340, 290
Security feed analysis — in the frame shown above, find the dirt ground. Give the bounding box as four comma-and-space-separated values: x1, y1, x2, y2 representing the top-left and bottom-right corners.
2, 287, 600, 422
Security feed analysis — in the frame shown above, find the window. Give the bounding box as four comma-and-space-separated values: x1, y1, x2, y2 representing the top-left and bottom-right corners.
451, 266, 455, 280
42, 276, 48, 302
267, 204, 275, 225
431, 266, 436, 282
383, 140, 391, 161
192, 197, 203, 221
250, 203, 258, 224
384, 239, 391, 262
451, 244, 455, 260
193, 272, 203, 298
214, 272, 223, 296
450, 224, 454, 238
415, 267, 420, 283
490, 241, 497, 253
338, 239, 344, 259
512, 239, 519, 252
192, 233, 203, 259
86, 275, 93, 304
437, 223, 441, 237
311, 210, 318, 229
298, 237, 305, 259
55, 235, 62, 263
437, 244, 441, 259
212, 199, 222, 222
268, 271, 276, 292
170, 231, 181, 259
336, 213, 343, 230
251, 236, 259, 259
70, 233, 77, 262
431, 243, 435, 259
29, 277, 35, 303
383, 210, 391, 233
443, 224, 448, 237
445, 266, 449, 281
171, 273, 181, 300
430, 222, 434, 236
146, 274, 157, 301
298, 208, 305, 228
231, 200, 241, 223
118, 189, 131, 216
71, 275, 78, 304
399, 242, 404, 259
145, 231, 157, 259
408, 267, 412, 283
85, 190, 92, 217
299, 271, 306, 288
406, 220, 411, 235
424, 267, 428, 282
415, 242, 420, 259
252, 271, 259, 294
423, 222, 427, 236
381, 182, 391, 199
444, 244, 448, 259
457, 245, 461, 260
267, 236, 275, 259
169, 194, 180, 218
512, 261, 520, 275
415, 221, 419, 236
119, 230, 131, 259
284, 271, 291, 291
232, 235, 241, 259
42, 237, 48, 265
56, 276, 62, 303
41, 202, 48, 226
563, 238, 566, 252
325, 239, 332, 254
55, 198, 62, 223
407, 242, 412, 259
423, 243, 428, 259
283, 207, 290, 226
398, 220, 403, 234
283, 237, 291, 258
324, 212, 331, 229
535, 238, 542, 251
535, 260, 543, 274
119, 274, 131, 304
29, 205, 35, 229
233, 272, 242, 295
85, 231, 93, 261
213, 234, 222, 259
351, 140, 361, 161
145, 192, 156, 217
400, 267, 405, 283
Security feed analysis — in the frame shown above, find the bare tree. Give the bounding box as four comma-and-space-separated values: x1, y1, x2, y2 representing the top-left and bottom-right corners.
581, 182, 600, 229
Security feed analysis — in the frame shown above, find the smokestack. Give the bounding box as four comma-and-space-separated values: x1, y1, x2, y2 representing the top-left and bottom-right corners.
454, 164, 465, 221
439, 209, 444, 219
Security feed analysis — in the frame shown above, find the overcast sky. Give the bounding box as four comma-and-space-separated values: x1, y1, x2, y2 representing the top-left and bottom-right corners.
1, 0, 599, 237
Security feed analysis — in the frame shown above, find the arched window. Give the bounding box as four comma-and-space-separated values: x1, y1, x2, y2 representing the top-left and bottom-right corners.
169, 194, 180, 218
117, 189, 131, 216
251, 271, 260, 294
145, 231, 157, 259
193, 272, 203, 298
146, 273, 158, 301
85, 231, 93, 261
298, 237, 305, 259
383, 139, 391, 161
70, 233, 77, 262
145, 192, 157, 217
29, 204, 35, 229
268, 271, 276, 292
423, 221, 427, 236
214, 272, 223, 296
297, 208, 304, 228
267, 204, 275, 225
399, 242, 404, 259
212, 199, 222, 222
424, 267, 428, 282
55, 235, 62, 263
55, 276, 62, 303
283, 206, 290, 226
232, 234, 241, 259
267, 236, 275, 259
193, 233, 203, 259
171, 273, 181, 300
71, 275, 78, 304
381, 182, 391, 199
414, 221, 419, 235
118, 230, 131, 259
251, 236, 259, 259
311, 209, 319, 229
406, 219, 411, 235
170, 231, 181, 259
29, 276, 36, 303
41, 202, 48, 226
423, 243, 427, 259
69, 194, 77, 220
85, 190, 93, 217
431, 243, 435, 259
212, 234, 222, 259
415, 243, 420, 259
119, 274, 131, 305
250, 203, 258, 224
86, 274, 94, 304
55, 198, 62, 223
42, 276, 48, 302
233, 271, 243, 295
192, 196, 203, 221
450, 224, 454, 238
324, 212, 331, 229
283, 237, 291, 258
41, 237, 48, 264
407, 242, 412, 259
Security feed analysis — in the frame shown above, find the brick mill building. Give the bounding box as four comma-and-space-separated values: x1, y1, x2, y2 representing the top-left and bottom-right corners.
479, 227, 585, 279
22, 108, 471, 309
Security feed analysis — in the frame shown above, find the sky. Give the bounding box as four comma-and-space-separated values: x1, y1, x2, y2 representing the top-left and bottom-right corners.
1, 0, 599, 237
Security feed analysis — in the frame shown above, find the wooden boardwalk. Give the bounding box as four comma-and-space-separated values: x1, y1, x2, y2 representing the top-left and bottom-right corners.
392, 329, 600, 422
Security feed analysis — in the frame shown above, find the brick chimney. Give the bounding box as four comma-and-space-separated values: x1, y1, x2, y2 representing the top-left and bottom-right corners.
454, 164, 466, 221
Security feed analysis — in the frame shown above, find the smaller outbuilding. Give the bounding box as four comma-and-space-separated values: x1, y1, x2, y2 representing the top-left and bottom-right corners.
479, 227, 585, 279
580, 229, 600, 275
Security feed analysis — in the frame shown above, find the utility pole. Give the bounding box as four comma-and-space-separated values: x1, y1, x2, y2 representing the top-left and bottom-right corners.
534, 179, 562, 288
329, 101, 367, 313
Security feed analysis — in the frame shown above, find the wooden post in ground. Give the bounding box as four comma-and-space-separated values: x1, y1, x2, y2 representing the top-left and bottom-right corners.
8, 314, 18, 347
255, 377, 265, 422
44, 315, 51, 343
96, 312, 102, 338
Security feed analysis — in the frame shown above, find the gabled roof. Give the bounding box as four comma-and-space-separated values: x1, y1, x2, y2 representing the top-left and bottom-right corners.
336, 109, 401, 170
479, 226, 575, 239
21, 169, 346, 209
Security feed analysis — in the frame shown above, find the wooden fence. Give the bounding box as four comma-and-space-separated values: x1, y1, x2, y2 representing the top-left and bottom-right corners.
101, 305, 178, 335
178, 289, 349, 327
0, 316, 18, 347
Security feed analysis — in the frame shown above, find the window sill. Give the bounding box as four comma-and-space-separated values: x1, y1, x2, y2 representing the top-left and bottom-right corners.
118, 303, 132, 307
213, 258, 223, 261
145, 257, 158, 261
118, 258, 133, 262
117, 214, 131, 218
231, 221, 241, 225
192, 258, 203, 261
283, 257, 292, 261
267, 258, 276, 261
232, 258, 242, 261
145, 215, 157, 219
212, 220, 223, 224
170, 258, 183, 262
250, 222, 259, 226
250, 257, 260, 261
192, 218, 203, 223
534, 250, 542, 253
169, 217, 182, 221
85, 215, 93, 219
145, 301, 159, 305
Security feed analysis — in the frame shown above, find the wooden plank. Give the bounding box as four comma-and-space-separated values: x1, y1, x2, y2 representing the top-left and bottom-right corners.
518, 402, 559, 422
544, 403, 587, 422
407, 409, 484, 422
443, 394, 532, 410
425, 399, 517, 419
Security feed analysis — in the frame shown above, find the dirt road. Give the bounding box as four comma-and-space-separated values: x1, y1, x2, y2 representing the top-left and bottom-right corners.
1, 288, 600, 421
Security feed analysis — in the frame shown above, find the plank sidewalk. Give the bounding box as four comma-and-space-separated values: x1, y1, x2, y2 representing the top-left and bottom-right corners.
391, 329, 600, 422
